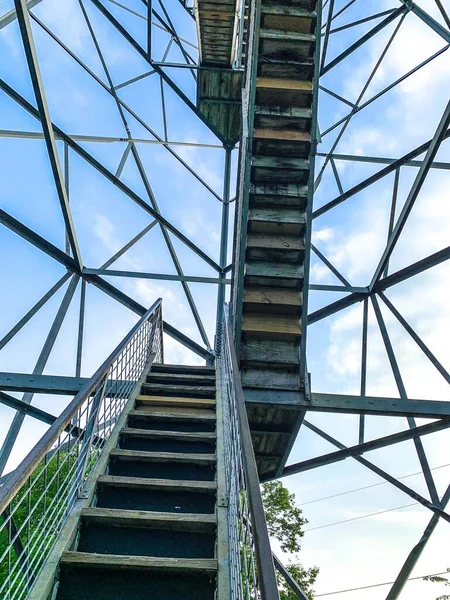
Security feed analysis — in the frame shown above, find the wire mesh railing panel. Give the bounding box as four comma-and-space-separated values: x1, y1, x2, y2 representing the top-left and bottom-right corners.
0, 300, 163, 600
220, 307, 279, 600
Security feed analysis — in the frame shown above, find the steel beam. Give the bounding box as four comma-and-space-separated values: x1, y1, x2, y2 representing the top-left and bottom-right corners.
313, 129, 450, 219
400, 0, 450, 43
274, 419, 450, 480
273, 553, 309, 600
321, 7, 405, 75
13, 0, 82, 271
371, 100, 450, 288
306, 393, 450, 419
386, 485, 450, 599
0, 391, 57, 425
88, 0, 227, 143
83, 268, 230, 285
0, 273, 72, 351
371, 295, 440, 506
0, 77, 222, 272
0, 208, 214, 361
0, 0, 43, 30
295, 421, 450, 524
308, 246, 450, 324
0, 276, 80, 475
0, 373, 134, 395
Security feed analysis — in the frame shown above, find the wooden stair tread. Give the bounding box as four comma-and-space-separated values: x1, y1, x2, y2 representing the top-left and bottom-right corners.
97, 475, 216, 492
130, 409, 216, 421
261, 4, 316, 17
255, 105, 312, 118
243, 287, 302, 306
252, 156, 310, 170
246, 262, 304, 279
250, 182, 308, 197
247, 233, 304, 251
151, 364, 215, 373
133, 405, 215, 416
61, 552, 217, 573
259, 29, 315, 42
110, 449, 216, 463
136, 395, 216, 407
140, 384, 215, 396
257, 77, 313, 92
121, 428, 216, 441
148, 372, 215, 383
81, 508, 216, 530
248, 208, 306, 224
253, 128, 310, 142
242, 314, 302, 335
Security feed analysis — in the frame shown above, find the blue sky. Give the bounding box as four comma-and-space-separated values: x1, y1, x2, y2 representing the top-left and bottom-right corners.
1, 0, 450, 597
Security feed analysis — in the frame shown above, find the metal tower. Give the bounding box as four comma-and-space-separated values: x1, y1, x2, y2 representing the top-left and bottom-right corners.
0, 0, 449, 598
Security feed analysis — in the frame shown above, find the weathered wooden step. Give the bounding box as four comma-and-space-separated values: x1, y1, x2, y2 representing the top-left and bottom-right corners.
140, 384, 216, 399
252, 156, 310, 183
110, 449, 216, 465
253, 127, 311, 158
242, 366, 300, 390
97, 475, 216, 493
60, 552, 218, 574
254, 105, 312, 131
261, 9, 316, 35
80, 508, 216, 532
147, 372, 216, 386
245, 261, 304, 287
136, 396, 216, 410
241, 339, 301, 366
256, 77, 313, 108
129, 409, 216, 423
121, 428, 216, 442
248, 207, 306, 235
150, 364, 215, 375
259, 31, 315, 63
258, 56, 314, 79
250, 181, 308, 208
241, 313, 302, 340
96, 476, 216, 513
261, 4, 316, 19
243, 286, 303, 314
246, 234, 305, 263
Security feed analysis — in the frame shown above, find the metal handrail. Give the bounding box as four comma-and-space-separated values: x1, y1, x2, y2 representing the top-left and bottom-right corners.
221, 306, 279, 600
0, 299, 163, 600
0, 298, 162, 513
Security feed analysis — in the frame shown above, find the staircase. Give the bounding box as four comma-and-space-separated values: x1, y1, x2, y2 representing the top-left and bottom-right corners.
54, 363, 219, 600
235, 0, 318, 477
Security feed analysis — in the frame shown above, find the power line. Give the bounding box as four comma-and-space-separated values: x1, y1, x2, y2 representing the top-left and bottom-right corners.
315, 570, 449, 597
305, 502, 418, 532
301, 463, 450, 507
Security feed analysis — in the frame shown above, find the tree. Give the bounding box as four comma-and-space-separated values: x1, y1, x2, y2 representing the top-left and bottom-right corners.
262, 481, 319, 599
424, 570, 450, 600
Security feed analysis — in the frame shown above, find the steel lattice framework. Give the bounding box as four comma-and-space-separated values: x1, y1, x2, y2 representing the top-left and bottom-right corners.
0, 0, 449, 597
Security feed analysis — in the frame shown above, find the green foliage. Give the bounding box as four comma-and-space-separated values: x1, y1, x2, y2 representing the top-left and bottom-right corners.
424, 569, 450, 600
0, 449, 80, 598
277, 563, 319, 600
262, 481, 308, 553
262, 481, 319, 599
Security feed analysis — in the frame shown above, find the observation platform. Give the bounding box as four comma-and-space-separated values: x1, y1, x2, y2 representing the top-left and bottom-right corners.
194, 0, 243, 143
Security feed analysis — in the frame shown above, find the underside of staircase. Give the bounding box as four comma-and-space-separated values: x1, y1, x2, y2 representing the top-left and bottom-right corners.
238, 0, 318, 478
52, 364, 220, 600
